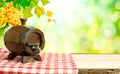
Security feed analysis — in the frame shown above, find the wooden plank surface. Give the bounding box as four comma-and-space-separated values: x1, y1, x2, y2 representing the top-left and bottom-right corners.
72, 54, 120, 69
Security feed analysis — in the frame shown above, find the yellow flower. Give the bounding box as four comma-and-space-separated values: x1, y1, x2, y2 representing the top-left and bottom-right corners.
47, 18, 52, 22
0, 2, 23, 26
47, 10, 53, 17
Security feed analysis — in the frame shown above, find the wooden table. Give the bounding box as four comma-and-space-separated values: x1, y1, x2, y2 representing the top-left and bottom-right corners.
72, 54, 120, 74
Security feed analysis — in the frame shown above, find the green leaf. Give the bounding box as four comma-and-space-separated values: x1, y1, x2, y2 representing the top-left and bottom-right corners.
22, 7, 33, 18
30, 0, 38, 7
13, 0, 21, 7
19, 0, 30, 8
34, 6, 45, 17
0, 2, 4, 7
1, 0, 6, 2
0, 23, 9, 36
15, 4, 22, 11
5, 0, 30, 8
41, 0, 50, 6
6, 0, 12, 2
11, 0, 30, 8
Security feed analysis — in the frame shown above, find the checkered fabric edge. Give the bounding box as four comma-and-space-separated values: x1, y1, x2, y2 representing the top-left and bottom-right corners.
0, 48, 78, 74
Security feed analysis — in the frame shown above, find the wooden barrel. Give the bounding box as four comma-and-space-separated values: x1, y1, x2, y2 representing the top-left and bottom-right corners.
4, 26, 45, 56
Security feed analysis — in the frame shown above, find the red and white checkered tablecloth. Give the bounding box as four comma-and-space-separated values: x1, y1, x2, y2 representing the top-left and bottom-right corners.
0, 48, 78, 74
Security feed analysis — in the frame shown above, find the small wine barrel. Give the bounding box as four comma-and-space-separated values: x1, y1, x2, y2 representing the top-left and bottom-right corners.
4, 26, 45, 56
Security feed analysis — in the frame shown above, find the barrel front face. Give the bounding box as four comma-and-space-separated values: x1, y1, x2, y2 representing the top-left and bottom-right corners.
4, 26, 45, 56
22, 28, 45, 56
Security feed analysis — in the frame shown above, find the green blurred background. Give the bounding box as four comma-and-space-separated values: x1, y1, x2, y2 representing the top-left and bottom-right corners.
0, 0, 120, 53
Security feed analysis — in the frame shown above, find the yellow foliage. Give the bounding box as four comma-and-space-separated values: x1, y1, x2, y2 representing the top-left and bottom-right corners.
47, 18, 52, 22
47, 10, 53, 17
34, 6, 45, 17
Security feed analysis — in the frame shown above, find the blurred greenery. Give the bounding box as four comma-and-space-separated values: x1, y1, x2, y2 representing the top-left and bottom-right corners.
0, 0, 120, 53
